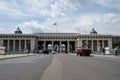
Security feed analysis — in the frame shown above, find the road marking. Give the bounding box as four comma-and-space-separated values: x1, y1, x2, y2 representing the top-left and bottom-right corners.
40, 55, 62, 80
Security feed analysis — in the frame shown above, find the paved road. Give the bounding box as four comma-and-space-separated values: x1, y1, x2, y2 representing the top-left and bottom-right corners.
0, 54, 120, 80
41, 54, 120, 80
0, 54, 53, 80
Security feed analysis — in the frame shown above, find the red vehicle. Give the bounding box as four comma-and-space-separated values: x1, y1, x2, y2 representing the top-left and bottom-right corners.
77, 48, 91, 56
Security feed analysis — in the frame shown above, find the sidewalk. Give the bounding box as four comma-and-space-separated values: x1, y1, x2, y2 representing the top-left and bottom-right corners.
69, 53, 120, 59
0, 53, 34, 60
91, 54, 120, 59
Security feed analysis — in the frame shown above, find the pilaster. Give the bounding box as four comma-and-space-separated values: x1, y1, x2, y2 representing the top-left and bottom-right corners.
30, 39, 35, 52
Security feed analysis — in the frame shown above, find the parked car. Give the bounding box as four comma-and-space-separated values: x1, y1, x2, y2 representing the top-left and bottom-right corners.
33, 50, 43, 54
38, 50, 44, 53
114, 47, 120, 56
24, 49, 29, 53
43, 50, 49, 54
77, 48, 91, 56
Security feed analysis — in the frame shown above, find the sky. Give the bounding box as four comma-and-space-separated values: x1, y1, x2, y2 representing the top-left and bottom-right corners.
0, 0, 120, 35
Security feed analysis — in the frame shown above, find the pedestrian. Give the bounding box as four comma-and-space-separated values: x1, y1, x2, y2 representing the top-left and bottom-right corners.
115, 49, 118, 56
103, 48, 105, 55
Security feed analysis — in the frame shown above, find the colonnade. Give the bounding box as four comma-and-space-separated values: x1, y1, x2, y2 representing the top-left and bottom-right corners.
3, 39, 31, 52
2, 39, 112, 53
77, 39, 112, 52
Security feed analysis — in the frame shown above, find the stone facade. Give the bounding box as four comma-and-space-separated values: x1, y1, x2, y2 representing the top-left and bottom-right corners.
0, 33, 112, 53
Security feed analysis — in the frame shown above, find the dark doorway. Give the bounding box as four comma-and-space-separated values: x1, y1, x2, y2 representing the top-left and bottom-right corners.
38, 41, 44, 50
70, 41, 75, 53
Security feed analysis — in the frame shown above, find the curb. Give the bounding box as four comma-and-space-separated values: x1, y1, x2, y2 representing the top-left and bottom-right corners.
91, 54, 120, 58
0, 54, 35, 60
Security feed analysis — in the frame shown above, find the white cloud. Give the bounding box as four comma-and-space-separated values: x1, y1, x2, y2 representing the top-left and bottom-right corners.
6, 13, 119, 35
15, 13, 120, 34
75, 13, 120, 34
15, 20, 53, 34
0, 0, 26, 18
0, 0, 120, 35
0, 0, 67, 18
97, 0, 120, 10
0, 0, 119, 18
0, 27, 7, 33
1, 13, 120, 35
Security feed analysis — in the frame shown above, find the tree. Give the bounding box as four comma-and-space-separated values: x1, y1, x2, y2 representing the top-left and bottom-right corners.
113, 40, 120, 48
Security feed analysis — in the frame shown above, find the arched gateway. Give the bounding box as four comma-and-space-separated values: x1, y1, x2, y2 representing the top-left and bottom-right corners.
36, 33, 77, 53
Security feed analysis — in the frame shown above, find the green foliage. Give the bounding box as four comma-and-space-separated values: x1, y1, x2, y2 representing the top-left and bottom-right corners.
112, 40, 120, 48
4, 52, 24, 55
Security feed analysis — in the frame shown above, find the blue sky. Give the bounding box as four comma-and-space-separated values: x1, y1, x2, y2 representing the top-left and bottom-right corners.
0, 0, 120, 35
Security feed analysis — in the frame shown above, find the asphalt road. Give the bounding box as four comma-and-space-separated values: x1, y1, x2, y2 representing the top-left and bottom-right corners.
0, 54, 53, 80
41, 54, 120, 80
0, 54, 120, 80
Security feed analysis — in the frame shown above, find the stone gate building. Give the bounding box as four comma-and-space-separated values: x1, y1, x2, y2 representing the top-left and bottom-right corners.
0, 28, 112, 53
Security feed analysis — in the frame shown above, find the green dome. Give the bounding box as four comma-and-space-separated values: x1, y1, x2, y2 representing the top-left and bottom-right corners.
14, 27, 22, 34
90, 28, 97, 34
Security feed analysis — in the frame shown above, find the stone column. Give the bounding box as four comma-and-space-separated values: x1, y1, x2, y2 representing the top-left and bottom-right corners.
59, 41, 61, 53
7, 40, 9, 52
79, 40, 82, 48
77, 38, 82, 49
75, 40, 78, 51
30, 39, 35, 52
67, 41, 69, 53
44, 41, 46, 50
97, 40, 99, 51
52, 41, 54, 51
102, 40, 104, 48
108, 39, 112, 50
0, 39, 3, 46
19, 40, 21, 52
97, 40, 100, 52
25, 40, 26, 50
77, 38, 80, 49
13, 40, 15, 52
91, 40, 93, 51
